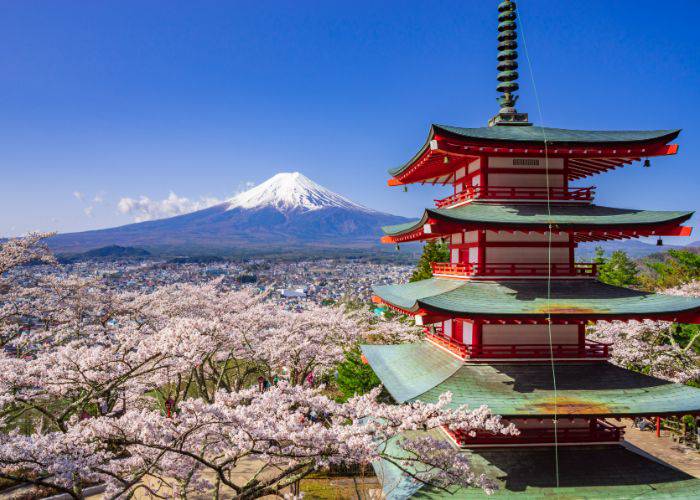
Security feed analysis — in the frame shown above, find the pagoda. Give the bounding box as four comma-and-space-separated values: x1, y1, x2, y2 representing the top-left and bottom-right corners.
363, 1, 700, 497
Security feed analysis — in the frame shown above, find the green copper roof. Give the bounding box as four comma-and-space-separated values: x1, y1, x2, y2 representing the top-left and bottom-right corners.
362, 343, 700, 417
361, 343, 462, 402
374, 433, 700, 498
372, 278, 700, 318
382, 203, 693, 236
433, 124, 680, 145
388, 124, 680, 177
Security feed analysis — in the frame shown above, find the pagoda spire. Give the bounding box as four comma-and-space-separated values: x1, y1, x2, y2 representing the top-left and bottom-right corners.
489, 0, 531, 127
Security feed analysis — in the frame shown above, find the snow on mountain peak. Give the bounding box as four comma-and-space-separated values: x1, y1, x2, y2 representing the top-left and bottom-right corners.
226, 172, 372, 213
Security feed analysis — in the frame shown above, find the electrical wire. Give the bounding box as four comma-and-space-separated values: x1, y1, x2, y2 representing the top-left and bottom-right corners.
517, 3, 560, 490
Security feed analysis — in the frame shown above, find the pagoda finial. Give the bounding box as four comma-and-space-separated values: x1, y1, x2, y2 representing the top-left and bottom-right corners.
489, 0, 531, 127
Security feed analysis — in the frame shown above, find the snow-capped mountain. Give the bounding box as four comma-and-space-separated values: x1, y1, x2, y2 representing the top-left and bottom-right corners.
48, 172, 409, 255
226, 172, 371, 213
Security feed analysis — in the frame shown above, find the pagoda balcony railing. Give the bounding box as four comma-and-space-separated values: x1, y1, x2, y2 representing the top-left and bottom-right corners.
425, 330, 611, 360
430, 261, 598, 278
447, 419, 624, 446
434, 186, 595, 208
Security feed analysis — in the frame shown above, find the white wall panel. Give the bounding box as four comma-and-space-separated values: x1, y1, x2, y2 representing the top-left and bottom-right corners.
462, 322, 473, 345
482, 324, 578, 345
486, 231, 569, 243
486, 247, 569, 264
488, 173, 564, 188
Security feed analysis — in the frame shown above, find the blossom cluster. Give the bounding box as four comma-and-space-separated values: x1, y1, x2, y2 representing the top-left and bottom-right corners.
589, 280, 700, 384
0, 235, 512, 498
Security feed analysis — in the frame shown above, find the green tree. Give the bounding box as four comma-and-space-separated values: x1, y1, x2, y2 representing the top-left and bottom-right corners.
645, 250, 700, 289
410, 239, 450, 282
597, 250, 640, 288
593, 246, 606, 267
670, 323, 700, 355
336, 348, 380, 401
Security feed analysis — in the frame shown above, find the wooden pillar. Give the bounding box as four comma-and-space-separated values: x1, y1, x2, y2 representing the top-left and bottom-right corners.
656, 416, 661, 437
453, 319, 464, 343
569, 238, 576, 268
477, 230, 486, 274
474, 320, 483, 356
578, 323, 586, 346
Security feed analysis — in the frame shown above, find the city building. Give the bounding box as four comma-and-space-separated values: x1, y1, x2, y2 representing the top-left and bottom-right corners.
362, 1, 700, 497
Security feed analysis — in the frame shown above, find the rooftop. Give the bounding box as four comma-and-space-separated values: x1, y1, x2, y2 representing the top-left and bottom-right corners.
388, 125, 681, 182
434, 124, 680, 146
361, 343, 700, 418
381, 203, 693, 239
374, 430, 700, 498
372, 278, 700, 321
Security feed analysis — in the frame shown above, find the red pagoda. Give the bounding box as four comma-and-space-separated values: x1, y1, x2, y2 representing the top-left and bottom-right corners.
363, 1, 700, 497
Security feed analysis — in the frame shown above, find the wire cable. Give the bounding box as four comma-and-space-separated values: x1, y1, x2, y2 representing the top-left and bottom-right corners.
517, 3, 560, 490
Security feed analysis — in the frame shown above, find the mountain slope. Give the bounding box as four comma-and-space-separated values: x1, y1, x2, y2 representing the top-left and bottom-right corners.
48, 173, 408, 255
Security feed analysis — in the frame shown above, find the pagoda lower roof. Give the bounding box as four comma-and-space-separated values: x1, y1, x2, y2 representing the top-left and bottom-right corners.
389, 124, 680, 184
381, 203, 693, 243
372, 278, 700, 322
360, 342, 700, 418
374, 434, 700, 498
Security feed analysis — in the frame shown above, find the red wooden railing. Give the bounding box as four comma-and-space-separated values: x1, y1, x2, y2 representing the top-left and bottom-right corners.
430, 261, 598, 278
425, 330, 611, 360
447, 419, 624, 446
426, 330, 469, 357
465, 341, 609, 359
435, 186, 595, 208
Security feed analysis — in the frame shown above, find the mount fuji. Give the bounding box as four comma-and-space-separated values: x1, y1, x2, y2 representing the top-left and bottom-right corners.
48, 173, 409, 255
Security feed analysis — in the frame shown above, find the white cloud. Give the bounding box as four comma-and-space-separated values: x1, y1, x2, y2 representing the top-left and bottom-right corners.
117, 192, 223, 222
73, 191, 84, 202
83, 206, 94, 217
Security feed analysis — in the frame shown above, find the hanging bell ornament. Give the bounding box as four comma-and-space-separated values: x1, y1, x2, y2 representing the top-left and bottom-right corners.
643, 158, 651, 168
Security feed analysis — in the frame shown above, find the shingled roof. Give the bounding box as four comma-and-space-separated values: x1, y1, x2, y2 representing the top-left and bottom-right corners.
373, 431, 700, 498
361, 343, 700, 418
389, 124, 681, 177
372, 278, 700, 320
382, 203, 693, 237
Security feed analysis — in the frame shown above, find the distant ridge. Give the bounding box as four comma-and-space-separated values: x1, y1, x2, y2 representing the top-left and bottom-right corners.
47, 173, 409, 255
58, 245, 151, 262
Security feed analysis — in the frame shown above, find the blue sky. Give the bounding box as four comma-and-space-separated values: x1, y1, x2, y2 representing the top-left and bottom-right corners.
1, 1, 699, 242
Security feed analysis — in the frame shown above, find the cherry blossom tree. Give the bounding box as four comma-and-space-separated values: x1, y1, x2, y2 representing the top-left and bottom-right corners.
0, 231, 55, 275
352, 307, 424, 345
0, 232, 56, 348
589, 280, 700, 384
0, 234, 516, 498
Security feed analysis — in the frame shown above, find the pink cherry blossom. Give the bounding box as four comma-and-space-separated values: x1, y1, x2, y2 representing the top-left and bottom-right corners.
0, 234, 515, 498
589, 281, 700, 384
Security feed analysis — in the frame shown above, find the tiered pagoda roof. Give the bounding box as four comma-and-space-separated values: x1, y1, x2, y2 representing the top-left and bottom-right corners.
374, 431, 700, 498
362, 343, 700, 418
381, 203, 693, 243
373, 278, 700, 323
389, 124, 680, 185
